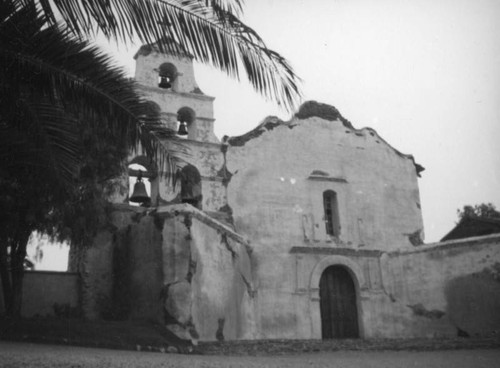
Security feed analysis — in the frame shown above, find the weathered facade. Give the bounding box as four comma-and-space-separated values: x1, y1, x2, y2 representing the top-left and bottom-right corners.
4, 43, 500, 341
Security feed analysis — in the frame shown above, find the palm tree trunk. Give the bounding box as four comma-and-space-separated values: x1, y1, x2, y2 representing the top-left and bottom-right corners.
0, 242, 13, 315
9, 229, 31, 318
67, 244, 83, 272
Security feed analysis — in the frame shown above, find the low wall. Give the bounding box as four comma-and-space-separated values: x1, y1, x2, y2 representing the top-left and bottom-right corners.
1, 271, 79, 317
381, 234, 500, 337
4, 219, 497, 341
21, 271, 79, 317
279, 234, 500, 340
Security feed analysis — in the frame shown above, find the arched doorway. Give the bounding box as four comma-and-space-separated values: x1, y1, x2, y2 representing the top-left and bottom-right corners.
319, 265, 359, 339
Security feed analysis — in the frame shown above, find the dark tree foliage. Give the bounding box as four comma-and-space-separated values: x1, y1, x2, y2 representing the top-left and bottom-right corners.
0, 1, 166, 316
457, 203, 500, 221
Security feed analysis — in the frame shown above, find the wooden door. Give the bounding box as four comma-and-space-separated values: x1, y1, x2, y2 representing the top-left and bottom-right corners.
319, 266, 359, 339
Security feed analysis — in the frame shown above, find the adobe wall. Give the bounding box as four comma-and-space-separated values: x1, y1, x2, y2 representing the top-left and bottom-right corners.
79, 206, 163, 322
381, 234, 500, 337
245, 234, 500, 340
80, 203, 254, 340
21, 271, 80, 317
157, 140, 227, 213
115, 211, 164, 321
158, 204, 255, 341
225, 113, 423, 253
0, 206, 164, 321
0, 271, 79, 318
219, 110, 421, 338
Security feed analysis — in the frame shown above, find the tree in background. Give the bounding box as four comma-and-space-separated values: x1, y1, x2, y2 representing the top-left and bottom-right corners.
0, 0, 301, 317
457, 203, 500, 221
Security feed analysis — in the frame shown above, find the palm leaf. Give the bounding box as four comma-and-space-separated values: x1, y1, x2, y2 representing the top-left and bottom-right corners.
0, 1, 178, 186
35, 0, 302, 111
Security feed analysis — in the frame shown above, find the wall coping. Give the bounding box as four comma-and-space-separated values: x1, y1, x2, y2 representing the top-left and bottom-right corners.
110, 203, 148, 213
387, 233, 500, 257
25, 270, 78, 276
290, 233, 500, 259
162, 111, 216, 123
136, 84, 216, 102
290, 246, 381, 258
155, 203, 251, 249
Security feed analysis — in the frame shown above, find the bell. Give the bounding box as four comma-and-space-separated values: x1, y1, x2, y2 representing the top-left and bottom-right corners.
177, 121, 188, 136
129, 172, 150, 204
158, 76, 171, 89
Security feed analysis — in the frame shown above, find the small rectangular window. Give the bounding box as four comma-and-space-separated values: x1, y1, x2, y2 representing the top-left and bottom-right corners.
323, 190, 340, 236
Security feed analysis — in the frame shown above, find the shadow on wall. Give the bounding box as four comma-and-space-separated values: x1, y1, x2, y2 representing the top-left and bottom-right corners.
445, 263, 500, 337
98, 214, 163, 322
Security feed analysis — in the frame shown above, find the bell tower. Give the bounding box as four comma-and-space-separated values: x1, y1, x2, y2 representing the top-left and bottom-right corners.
131, 40, 228, 213
134, 40, 218, 143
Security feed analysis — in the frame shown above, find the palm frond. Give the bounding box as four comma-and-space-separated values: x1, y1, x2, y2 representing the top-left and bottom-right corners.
38, 0, 302, 111
205, 0, 244, 17
24, 101, 81, 183
0, 1, 178, 185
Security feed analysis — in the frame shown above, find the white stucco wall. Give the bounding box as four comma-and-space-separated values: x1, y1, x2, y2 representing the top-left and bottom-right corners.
381, 234, 500, 337
225, 115, 423, 253
159, 204, 254, 341
217, 109, 425, 339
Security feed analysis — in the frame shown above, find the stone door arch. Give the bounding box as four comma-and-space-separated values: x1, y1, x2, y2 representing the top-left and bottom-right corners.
309, 256, 364, 339
319, 265, 359, 338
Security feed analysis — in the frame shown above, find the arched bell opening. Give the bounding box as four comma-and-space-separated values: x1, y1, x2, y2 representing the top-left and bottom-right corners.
128, 156, 158, 207
143, 101, 161, 119
177, 164, 202, 209
176, 106, 196, 139
319, 265, 360, 339
158, 62, 177, 90
142, 100, 168, 127
144, 100, 161, 114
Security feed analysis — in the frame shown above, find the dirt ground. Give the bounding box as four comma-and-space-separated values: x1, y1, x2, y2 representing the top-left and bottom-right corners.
2, 317, 499, 356
1, 341, 499, 368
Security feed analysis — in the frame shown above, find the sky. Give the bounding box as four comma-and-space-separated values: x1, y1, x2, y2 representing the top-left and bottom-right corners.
98, 0, 500, 243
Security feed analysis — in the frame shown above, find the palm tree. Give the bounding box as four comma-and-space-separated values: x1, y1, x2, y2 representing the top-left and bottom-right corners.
0, 0, 301, 316
27, 0, 302, 111
0, 0, 168, 316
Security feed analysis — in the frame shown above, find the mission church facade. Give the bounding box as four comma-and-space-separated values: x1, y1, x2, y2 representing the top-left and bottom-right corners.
115, 41, 426, 340
5, 42, 499, 341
